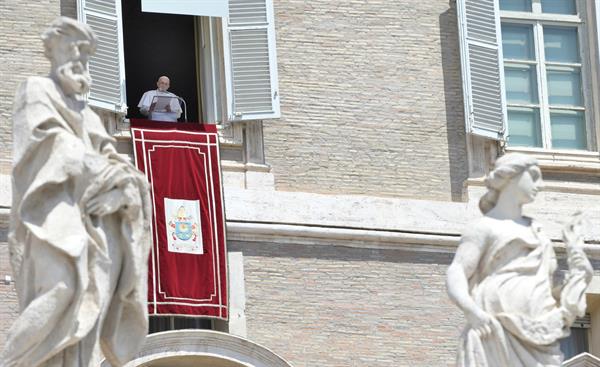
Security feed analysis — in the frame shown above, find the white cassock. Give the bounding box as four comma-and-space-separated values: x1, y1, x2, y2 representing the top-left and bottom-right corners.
138, 89, 182, 122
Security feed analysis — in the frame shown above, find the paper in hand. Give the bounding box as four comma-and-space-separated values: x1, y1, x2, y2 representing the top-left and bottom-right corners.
151, 95, 176, 112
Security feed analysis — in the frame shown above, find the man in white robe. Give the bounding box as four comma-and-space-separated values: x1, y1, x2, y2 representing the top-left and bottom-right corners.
138, 76, 182, 122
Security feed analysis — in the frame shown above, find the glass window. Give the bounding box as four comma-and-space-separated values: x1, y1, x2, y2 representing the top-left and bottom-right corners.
550, 110, 586, 149
505, 64, 538, 104
501, 10, 588, 150
507, 108, 542, 147
500, 0, 532, 12
544, 27, 579, 63
547, 67, 582, 106
502, 24, 535, 60
541, 0, 576, 15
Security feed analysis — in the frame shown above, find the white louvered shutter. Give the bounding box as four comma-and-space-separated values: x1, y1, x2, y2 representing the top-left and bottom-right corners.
223, 0, 280, 121
457, 0, 506, 140
77, 0, 127, 113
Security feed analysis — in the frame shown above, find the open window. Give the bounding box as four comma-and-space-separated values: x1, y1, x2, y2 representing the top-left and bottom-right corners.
457, 0, 599, 152
77, 0, 280, 124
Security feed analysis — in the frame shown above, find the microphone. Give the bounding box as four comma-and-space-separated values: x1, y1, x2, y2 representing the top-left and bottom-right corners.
174, 95, 187, 122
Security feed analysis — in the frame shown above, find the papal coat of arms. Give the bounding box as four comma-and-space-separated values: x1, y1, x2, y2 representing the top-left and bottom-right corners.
164, 198, 203, 254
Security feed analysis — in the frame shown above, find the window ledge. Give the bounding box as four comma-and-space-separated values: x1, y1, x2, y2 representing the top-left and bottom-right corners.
505, 147, 600, 174
468, 177, 600, 195
220, 161, 271, 173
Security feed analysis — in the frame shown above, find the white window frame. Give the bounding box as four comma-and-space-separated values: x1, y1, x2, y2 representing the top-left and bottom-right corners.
500, 0, 596, 151
78, 0, 280, 126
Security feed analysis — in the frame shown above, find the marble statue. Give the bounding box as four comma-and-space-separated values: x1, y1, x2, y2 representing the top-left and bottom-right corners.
446, 153, 593, 366
1, 17, 151, 367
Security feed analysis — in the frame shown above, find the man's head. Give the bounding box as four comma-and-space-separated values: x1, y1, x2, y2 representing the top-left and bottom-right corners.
41, 17, 97, 96
156, 76, 171, 92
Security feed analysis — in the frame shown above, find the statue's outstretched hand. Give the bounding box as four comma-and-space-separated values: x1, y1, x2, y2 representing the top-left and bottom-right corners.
562, 211, 584, 249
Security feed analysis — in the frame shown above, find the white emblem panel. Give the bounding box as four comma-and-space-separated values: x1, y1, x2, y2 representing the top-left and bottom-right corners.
164, 198, 203, 255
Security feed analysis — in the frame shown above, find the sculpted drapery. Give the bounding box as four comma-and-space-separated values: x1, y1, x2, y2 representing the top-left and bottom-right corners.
1, 17, 151, 367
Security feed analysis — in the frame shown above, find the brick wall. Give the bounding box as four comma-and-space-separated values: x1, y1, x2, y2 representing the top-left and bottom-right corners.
232, 241, 462, 367
266, 0, 468, 201
0, 0, 62, 175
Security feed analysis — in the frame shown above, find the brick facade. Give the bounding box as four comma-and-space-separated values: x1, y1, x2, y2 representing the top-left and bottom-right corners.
234, 241, 461, 367
266, 0, 468, 201
0, 0, 61, 175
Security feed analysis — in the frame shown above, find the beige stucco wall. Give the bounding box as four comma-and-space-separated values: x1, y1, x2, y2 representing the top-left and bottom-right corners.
266, 0, 468, 201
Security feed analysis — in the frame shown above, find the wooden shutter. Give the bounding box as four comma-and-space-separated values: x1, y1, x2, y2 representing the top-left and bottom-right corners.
141, 0, 228, 17
457, 0, 506, 140
77, 0, 127, 113
223, 0, 280, 121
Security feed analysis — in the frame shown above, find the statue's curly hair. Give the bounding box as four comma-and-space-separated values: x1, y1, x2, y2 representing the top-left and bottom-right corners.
479, 153, 539, 214
41, 16, 97, 60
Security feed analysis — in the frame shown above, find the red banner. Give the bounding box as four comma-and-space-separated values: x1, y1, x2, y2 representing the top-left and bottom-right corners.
131, 120, 228, 319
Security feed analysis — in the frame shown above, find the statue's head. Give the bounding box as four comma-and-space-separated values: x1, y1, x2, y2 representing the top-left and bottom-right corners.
41, 17, 97, 96
479, 153, 543, 214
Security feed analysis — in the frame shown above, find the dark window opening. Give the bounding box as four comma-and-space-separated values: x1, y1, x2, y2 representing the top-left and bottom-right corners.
149, 316, 212, 334
121, 0, 200, 122
560, 327, 589, 360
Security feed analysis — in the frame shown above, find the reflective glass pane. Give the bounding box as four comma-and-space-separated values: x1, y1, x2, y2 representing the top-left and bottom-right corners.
502, 24, 535, 60
505, 64, 538, 104
507, 107, 542, 147
550, 110, 586, 149
541, 0, 576, 14
544, 27, 579, 63
500, 0, 532, 11
547, 67, 582, 106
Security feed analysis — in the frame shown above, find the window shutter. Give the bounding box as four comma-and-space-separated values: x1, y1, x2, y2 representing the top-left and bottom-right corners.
222, 0, 280, 121
141, 0, 228, 17
457, 0, 506, 140
77, 0, 127, 113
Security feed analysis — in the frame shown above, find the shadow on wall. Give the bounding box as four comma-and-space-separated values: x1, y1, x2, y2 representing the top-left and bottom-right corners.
60, 0, 77, 19
439, 2, 469, 202
228, 241, 455, 265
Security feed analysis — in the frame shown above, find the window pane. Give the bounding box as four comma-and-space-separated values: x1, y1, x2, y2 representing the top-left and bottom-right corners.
500, 0, 532, 11
547, 67, 582, 106
541, 0, 576, 15
505, 64, 538, 104
550, 110, 586, 150
502, 24, 535, 60
544, 27, 579, 63
507, 107, 542, 147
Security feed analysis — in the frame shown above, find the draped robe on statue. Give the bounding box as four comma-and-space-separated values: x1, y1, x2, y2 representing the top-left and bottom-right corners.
457, 218, 589, 367
2, 76, 151, 367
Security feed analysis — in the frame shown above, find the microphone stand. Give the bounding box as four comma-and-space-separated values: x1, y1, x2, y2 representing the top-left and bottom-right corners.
176, 96, 187, 122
